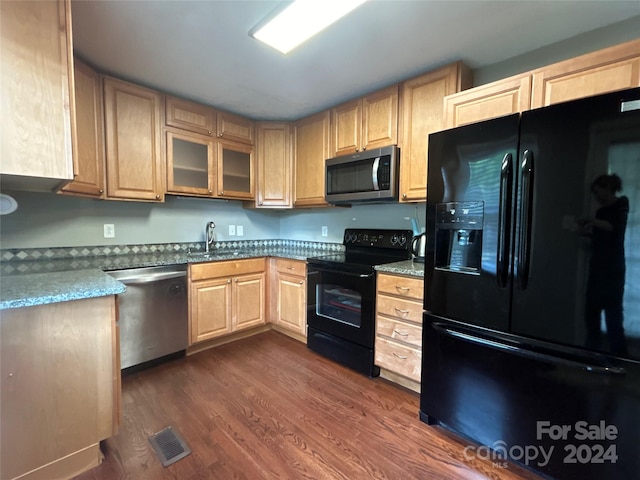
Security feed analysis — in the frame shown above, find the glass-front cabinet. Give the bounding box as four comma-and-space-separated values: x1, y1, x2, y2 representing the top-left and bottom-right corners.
217, 141, 254, 199
166, 129, 215, 196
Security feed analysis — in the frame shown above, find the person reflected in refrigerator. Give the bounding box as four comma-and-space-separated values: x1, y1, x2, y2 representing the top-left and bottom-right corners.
579, 173, 629, 355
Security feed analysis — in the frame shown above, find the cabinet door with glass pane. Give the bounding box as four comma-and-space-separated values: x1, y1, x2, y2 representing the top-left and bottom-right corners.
216, 140, 254, 199
166, 128, 215, 196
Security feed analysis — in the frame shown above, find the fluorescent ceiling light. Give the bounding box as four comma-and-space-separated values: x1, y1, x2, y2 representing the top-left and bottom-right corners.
251, 0, 367, 54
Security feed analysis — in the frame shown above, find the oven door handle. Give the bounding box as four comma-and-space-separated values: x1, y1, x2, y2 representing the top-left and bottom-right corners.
307, 267, 374, 279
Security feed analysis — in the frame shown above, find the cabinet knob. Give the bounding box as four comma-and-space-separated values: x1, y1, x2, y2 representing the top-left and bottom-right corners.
259, 201, 263, 206
207, 130, 212, 135
208, 190, 213, 194
402, 193, 407, 199
155, 194, 160, 200
362, 146, 366, 151
234, 278, 238, 283
99, 189, 103, 194
220, 191, 224, 195
227, 279, 231, 284
217, 133, 223, 138
355, 148, 359, 152
299, 281, 304, 285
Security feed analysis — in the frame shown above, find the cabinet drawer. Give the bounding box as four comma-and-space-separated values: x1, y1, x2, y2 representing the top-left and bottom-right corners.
377, 273, 423, 300
376, 294, 423, 323
375, 338, 421, 382
376, 316, 422, 348
190, 258, 265, 281
275, 258, 306, 277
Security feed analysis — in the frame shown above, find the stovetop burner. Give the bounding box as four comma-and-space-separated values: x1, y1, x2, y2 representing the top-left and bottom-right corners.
307, 229, 413, 271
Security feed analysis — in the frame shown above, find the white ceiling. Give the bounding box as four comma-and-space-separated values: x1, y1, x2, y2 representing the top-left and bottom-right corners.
71, 1, 640, 121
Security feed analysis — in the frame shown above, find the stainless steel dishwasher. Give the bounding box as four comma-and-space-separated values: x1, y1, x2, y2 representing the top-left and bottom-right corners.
107, 264, 188, 369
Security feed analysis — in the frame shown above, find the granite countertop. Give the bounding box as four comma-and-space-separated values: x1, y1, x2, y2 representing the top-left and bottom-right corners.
0, 247, 328, 310
376, 259, 425, 278
0, 269, 127, 310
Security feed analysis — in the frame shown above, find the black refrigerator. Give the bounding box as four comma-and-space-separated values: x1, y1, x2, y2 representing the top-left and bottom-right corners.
420, 87, 640, 480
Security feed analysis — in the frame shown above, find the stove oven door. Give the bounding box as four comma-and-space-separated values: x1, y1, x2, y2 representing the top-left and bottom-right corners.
306, 265, 376, 347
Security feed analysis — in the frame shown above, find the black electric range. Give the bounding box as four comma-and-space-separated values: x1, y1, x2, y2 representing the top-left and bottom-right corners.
306, 229, 413, 376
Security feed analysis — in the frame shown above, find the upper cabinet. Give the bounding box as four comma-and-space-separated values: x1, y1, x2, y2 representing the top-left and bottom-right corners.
60, 59, 105, 198
103, 76, 164, 202
255, 122, 293, 208
0, 0, 75, 191
443, 73, 531, 129
400, 62, 472, 202
166, 96, 216, 136
165, 128, 215, 197
444, 40, 640, 129
216, 140, 254, 200
530, 39, 640, 109
217, 111, 255, 145
294, 110, 331, 208
331, 85, 399, 156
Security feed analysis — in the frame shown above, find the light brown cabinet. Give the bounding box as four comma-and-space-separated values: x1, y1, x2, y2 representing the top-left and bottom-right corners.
399, 62, 472, 202
294, 110, 331, 207
375, 273, 424, 392
0, 0, 75, 191
217, 110, 255, 145
443, 72, 531, 129
256, 122, 293, 207
270, 258, 307, 340
189, 259, 266, 344
165, 128, 215, 196
217, 140, 255, 199
103, 76, 164, 201
60, 59, 106, 198
331, 85, 399, 156
1, 296, 119, 480
165, 96, 216, 136
444, 40, 640, 130
530, 38, 640, 109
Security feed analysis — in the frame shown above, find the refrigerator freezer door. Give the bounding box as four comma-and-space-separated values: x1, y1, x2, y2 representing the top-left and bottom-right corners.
512, 88, 640, 361
425, 114, 519, 332
420, 314, 640, 480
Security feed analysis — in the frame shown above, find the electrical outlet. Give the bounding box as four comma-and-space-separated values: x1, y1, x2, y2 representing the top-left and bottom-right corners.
321, 226, 328, 237
228, 225, 236, 236
103, 224, 115, 238
236, 225, 244, 236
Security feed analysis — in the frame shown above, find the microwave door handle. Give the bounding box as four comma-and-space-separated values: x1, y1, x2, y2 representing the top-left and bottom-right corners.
372, 157, 380, 190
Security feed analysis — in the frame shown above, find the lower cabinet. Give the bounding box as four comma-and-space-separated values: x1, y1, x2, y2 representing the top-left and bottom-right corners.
375, 272, 424, 392
269, 258, 307, 339
0, 296, 119, 480
189, 258, 266, 344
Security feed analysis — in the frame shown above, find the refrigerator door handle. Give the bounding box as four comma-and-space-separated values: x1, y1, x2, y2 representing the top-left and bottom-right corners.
496, 153, 513, 288
517, 149, 534, 289
432, 322, 626, 375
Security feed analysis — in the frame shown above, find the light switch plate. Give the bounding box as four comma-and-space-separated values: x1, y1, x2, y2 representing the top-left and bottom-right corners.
229, 225, 236, 236
236, 225, 244, 236
321, 226, 328, 237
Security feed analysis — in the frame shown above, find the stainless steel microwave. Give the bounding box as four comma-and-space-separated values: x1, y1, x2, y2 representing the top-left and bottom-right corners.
325, 145, 399, 204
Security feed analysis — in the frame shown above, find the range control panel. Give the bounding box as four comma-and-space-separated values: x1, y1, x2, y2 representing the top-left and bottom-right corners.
343, 229, 413, 250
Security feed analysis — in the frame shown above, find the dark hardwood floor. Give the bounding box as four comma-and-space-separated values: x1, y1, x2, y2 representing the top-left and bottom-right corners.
75, 331, 542, 480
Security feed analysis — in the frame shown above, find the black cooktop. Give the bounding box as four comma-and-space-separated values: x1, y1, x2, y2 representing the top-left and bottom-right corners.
307, 229, 413, 271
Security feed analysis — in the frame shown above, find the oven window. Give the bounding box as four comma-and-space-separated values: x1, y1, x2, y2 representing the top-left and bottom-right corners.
316, 284, 362, 328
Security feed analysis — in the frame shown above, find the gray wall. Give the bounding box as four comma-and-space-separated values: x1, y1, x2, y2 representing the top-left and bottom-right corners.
473, 16, 640, 86
0, 191, 280, 248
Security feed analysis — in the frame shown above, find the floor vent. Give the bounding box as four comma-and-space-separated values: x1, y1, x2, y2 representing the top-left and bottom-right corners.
148, 426, 191, 467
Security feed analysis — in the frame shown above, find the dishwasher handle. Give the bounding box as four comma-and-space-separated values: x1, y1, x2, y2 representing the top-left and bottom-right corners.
115, 271, 187, 285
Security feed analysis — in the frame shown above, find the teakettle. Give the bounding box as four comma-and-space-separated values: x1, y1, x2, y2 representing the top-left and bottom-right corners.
411, 233, 427, 263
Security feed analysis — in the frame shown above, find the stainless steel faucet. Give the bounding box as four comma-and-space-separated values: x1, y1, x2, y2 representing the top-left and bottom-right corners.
205, 221, 216, 253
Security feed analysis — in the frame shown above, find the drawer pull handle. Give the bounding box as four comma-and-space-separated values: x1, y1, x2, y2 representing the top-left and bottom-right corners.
392, 352, 408, 360
287, 266, 294, 270
393, 330, 409, 336
395, 286, 410, 292
394, 308, 410, 316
